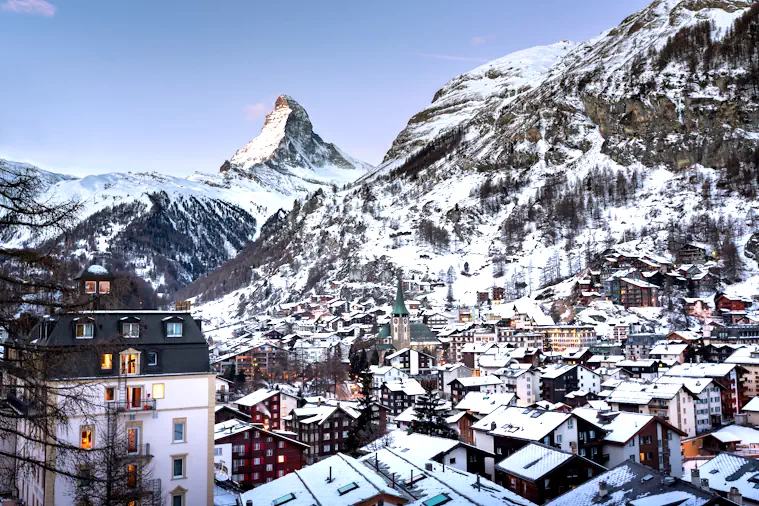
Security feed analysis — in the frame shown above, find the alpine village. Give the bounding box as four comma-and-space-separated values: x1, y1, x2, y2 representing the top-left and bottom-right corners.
4, 1, 759, 506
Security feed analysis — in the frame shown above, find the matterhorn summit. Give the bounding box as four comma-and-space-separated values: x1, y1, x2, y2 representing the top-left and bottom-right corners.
222, 95, 373, 194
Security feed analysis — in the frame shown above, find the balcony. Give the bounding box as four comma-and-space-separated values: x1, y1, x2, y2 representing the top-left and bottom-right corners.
107, 398, 157, 412
123, 443, 153, 460
112, 478, 161, 506
6, 392, 33, 415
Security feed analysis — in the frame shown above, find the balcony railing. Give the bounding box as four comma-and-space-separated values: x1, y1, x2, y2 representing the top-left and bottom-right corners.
6, 392, 31, 415
123, 443, 153, 459
107, 398, 157, 412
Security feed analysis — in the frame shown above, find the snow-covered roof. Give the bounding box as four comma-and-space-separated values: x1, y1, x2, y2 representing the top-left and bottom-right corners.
86, 264, 109, 275
707, 425, 759, 445
616, 359, 656, 368
561, 347, 590, 359
571, 408, 659, 444
649, 343, 689, 356
726, 346, 759, 365
620, 277, 659, 289
235, 388, 278, 407
654, 376, 714, 395
359, 429, 463, 462
587, 400, 610, 410
586, 355, 625, 364
452, 375, 503, 387
455, 392, 516, 415
546, 461, 714, 506
742, 396, 759, 413
541, 364, 577, 379
292, 404, 359, 425
665, 362, 736, 378
606, 381, 683, 405
473, 406, 569, 440
495, 443, 573, 481
240, 453, 404, 506
383, 379, 426, 396
683, 453, 759, 503
358, 445, 533, 506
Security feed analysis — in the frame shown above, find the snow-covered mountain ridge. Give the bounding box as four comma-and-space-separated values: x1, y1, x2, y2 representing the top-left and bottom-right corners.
224, 95, 373, 194
184, 0, 759, 328
2, 96, 372, 293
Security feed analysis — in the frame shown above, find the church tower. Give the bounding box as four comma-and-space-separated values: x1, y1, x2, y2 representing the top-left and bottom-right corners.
391, 278, 411, 350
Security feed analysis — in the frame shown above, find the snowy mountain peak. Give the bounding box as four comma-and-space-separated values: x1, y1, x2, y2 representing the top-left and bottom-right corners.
230, 95, 310, 167
224, 95, 372, 194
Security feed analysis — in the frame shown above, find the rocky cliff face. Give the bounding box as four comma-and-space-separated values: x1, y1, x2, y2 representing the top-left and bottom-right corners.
187, 0, 759, 325
225, 95, 373, 194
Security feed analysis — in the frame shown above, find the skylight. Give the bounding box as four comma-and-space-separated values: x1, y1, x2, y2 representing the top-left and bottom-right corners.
337, 482, 359, 495
423, 493, 452, 506
272, 493, 296, 506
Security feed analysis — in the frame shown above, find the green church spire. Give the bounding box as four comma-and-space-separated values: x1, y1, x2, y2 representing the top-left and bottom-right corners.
392, 278, 409, 316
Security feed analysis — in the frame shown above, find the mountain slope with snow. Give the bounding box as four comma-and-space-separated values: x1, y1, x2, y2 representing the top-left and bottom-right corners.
185, 0, 759, 327
2, 96, 373, 292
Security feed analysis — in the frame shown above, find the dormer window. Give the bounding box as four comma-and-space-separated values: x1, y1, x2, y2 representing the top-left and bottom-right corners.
123, 323, 140, 338
98, 281, 111, 294
75, 318, 95, 339
164, 317, 184, 338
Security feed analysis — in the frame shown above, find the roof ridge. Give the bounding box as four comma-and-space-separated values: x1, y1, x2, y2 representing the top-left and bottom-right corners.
292, 468, 322, 506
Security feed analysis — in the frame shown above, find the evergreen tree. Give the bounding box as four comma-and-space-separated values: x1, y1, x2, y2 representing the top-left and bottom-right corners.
344, 372, 379, 454
359, 349, 369, 372
370, 349, 380, 365
410, 391, 458, 440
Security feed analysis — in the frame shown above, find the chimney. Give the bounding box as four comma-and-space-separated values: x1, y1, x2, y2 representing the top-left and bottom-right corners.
691, 468, 700, 487
491, 422, 497, 430
700, 478, 710, 491
425, 463, 433, 471
728, 487, 743, 505
246, 501, 253, 506
598, 481, 608, 498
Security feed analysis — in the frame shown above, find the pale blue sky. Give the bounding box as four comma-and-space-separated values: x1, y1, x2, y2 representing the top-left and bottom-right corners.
0, 0, 651, 176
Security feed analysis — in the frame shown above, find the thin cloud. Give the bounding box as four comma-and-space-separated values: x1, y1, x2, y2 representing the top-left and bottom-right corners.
244, 103, 269, 121
415, 52, 488, 63
471, 35, 496, 46
1, 0, 56, 16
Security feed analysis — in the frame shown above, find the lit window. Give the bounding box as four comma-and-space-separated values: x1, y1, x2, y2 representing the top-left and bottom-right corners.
81, 427, 93, 449
98, 281, 111, 294
152, 383, 165, 399
76, 323, 94, 339
120, 353, 139, 375
278, 455, 285, 463
123, 322, 139, 338
101, 354, 112, 370
127, 464, 137, 488
167, 322, 183, 337
104, 387, 115, 401
84, 281, 97, 294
